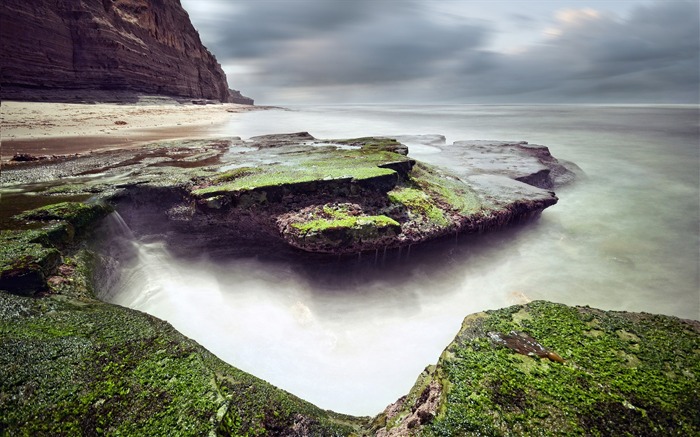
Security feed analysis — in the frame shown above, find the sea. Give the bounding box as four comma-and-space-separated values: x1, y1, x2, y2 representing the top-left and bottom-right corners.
102, 104, 700, 416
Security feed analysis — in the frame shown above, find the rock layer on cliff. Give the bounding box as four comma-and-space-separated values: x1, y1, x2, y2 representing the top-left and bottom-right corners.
0, 0, 252, 103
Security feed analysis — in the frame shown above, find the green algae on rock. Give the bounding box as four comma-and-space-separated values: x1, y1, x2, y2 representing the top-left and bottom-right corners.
2, 134, 566, 256
333, 137, 409, 156
191, 148, 406, 200
184, 134, 558, 254
0, 199, 368, 435
279, 203, 402, 253
373, 301, 700, 436
1, 201, 111, 296
14, 201, 112, 233
0, 292, 367, 436
2, 135, 698, 436
0, 232, 61, 296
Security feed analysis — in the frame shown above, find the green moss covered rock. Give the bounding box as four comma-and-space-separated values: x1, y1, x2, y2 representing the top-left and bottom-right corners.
373, 301, 700, 436
280, 203, 402, 253
0, 292, 366, 436
15, 201, 112, 233
0, 233, 61, 295
0, 202, 111, 296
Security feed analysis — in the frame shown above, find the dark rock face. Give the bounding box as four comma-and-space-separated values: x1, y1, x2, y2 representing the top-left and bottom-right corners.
0, 0, 253, 103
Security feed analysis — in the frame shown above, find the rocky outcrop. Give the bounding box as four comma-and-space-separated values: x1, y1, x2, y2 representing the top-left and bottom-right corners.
0, 273, 364, 435
396, 136, 583, 189
373, 301, 700, 436
1, 134, 570, 256
1, 202, 112, 295
0, 0, 252, 103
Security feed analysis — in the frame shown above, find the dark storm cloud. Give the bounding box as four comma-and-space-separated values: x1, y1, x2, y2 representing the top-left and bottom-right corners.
186, 0, 699, 103
261, 12, 488, 86
193, 0, 428, 59
442, 0, 700, 103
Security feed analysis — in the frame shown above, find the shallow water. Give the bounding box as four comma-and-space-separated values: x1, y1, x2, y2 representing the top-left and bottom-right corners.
102, 104, 700, 415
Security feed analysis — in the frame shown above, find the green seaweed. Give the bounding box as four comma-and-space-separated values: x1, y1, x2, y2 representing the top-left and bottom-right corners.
334, 137, 408, 155
0, 232, 61, 295
0, 291, 366, 436
412, 301, 700, 436
291, 214, 399, 233
388, 187, 449, 226
211, 166, 264, 184
1, 202, 111, 296
15, 201, 112, 233
410, 163, 482, 216
282, 203, 402, 253
192, 149, 406, 198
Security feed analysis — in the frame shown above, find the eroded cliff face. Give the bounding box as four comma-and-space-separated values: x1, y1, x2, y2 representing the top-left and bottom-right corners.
0, 0, 253, 103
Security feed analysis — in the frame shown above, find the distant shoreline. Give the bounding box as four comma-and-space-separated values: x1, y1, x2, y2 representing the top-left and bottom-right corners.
0, 101, 271, 160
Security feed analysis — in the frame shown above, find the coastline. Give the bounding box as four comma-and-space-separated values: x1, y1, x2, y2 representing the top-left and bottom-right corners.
0, 101, 268, 160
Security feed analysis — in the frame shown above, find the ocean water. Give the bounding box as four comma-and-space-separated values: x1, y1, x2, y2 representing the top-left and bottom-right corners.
102, 104, 700, 416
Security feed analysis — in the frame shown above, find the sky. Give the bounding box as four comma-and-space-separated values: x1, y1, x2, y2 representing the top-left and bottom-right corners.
180, 0, 700, 105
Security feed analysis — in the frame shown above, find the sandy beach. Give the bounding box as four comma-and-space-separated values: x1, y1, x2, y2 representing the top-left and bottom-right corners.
0, 101, 262, 160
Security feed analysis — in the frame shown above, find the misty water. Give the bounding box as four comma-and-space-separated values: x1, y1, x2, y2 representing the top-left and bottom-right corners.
101, 104, 699, 416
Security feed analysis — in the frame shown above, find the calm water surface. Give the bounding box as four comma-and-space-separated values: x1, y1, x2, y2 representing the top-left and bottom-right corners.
103, 105, 700, 415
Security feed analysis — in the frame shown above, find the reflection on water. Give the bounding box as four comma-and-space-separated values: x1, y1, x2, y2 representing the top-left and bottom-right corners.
101, 105, 700, 416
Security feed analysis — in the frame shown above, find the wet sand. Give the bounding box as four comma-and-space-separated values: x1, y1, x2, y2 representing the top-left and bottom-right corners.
0, 101, 263, 160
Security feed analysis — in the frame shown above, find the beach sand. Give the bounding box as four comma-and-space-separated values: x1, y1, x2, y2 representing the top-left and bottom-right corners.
0, 101, 262, 160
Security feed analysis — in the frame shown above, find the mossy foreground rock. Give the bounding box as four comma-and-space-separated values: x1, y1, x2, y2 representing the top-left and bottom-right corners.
1, 204, 698, 434
373, 301, 700, 436
0, 201, 365, 435
0, 292, 365, 436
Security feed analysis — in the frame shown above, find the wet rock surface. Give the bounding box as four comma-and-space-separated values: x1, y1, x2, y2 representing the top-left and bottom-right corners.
0, 291, 365, 435
1, 133, 573, 256
396, 135, 583, 189
373, 301, 700, 436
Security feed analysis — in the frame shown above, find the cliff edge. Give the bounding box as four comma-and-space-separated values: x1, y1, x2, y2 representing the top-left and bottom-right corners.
0, 0, 253, 104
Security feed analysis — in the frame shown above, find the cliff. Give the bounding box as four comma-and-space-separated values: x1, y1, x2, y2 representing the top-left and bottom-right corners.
0, 0, 253, 104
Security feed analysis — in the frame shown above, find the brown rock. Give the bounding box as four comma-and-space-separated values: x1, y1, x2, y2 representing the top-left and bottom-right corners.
0, 0, 253, 104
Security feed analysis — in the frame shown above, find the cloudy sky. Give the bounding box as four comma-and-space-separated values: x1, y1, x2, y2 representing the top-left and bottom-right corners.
180, 0, 699, 105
